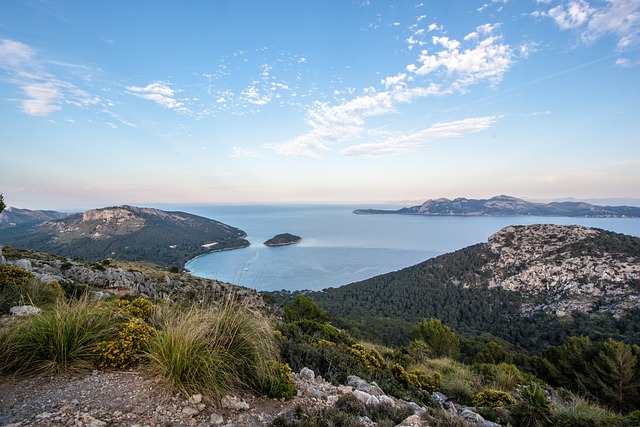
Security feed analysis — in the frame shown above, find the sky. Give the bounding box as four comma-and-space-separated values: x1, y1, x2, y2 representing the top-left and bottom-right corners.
1, 0, 639, 210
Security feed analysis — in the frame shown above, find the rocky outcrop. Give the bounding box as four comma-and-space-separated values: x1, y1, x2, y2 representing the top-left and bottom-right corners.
5, 255, 260, 306
483, 224, 640, 317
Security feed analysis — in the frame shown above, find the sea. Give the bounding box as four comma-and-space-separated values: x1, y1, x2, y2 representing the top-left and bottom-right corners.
176, 204, 640, 293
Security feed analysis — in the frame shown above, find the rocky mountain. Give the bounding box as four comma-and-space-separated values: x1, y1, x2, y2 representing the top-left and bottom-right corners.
309, 224, 640, 348
0, 206, 69, 227
0, 205, 249, 268
354, 195, 640, 217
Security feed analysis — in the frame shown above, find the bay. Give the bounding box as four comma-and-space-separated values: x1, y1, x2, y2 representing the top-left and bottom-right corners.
178, 204, 640, 292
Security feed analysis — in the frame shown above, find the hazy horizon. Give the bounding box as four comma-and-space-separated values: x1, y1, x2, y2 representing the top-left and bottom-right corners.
1, 1, 639, 210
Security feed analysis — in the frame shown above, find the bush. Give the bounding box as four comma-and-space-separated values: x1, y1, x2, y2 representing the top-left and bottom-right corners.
551, 393, 628, 427
0, 296, 116, 374
472, 389, 515, 408
512, 383, 553, 427
113, 297, 154, 319
94, 317, 154, 369
392, 364, 441, 393
146, 299, 277, 399
259, 360, 296, 400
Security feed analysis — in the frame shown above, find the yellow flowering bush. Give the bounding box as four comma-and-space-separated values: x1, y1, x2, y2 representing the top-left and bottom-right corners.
114, 297, 154, 319
94, 317, 154, 369
392, 364, 441, 393
472, 389, 516, 408
349, 344, 385, 371
259, 360, 296, 400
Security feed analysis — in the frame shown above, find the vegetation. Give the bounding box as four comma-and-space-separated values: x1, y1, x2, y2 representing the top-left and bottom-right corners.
264, 233, 302, 246
0, 193, 5, 214
0, 206, 250, 268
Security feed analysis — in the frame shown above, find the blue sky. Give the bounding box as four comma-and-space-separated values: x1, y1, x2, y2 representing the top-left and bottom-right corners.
1, 0, 639, 210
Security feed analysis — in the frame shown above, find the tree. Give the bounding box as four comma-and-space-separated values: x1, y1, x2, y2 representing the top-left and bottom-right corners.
0, 193, 5, 214
410, 318, 460, 359
283, 294, 329, 323
589, 338, 638, 411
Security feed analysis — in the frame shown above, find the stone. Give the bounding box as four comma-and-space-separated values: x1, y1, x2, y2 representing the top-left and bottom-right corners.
378, 395, 396, 407
210, 413, 224, 425
182, 406, 200, 416
299, 367, 315, 381
188, 393, 203, 404
76, 413, 107, 427
365, 394, 380, 406
459, 407, 485, 424
221, 395, 250, 411
10, 305, 41, 316
353, 389, 372, 405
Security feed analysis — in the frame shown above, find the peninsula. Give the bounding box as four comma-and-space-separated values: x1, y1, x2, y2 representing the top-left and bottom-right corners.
264, 233, 302, 247
354, 195, 640, 218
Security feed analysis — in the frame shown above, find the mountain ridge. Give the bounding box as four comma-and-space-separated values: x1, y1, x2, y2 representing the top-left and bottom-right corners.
354, 195, 640, 217
0, 205, 249, 268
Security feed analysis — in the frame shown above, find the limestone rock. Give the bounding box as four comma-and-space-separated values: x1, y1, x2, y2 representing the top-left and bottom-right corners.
10, 305, 41, 316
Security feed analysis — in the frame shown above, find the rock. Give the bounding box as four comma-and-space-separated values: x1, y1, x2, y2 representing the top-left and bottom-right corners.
10, 305, 41, 316
188, 393, 202, 404
398, 414, 427, 426
76, 413, 107, 427
210, 413, 224, 424
15, 259, 32, 270
432, 391, 448, 408
353, 389, 373, 405
221, 395, 250, 411
459, 407, 486, 424
182, 406, 200, 416
299, 367, 315, 381
378, 395, 396, 407
365, 394, 380, 406
302, 385, 328, 399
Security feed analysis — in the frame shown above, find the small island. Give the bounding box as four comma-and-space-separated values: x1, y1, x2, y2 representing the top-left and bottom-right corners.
264, 233, 302, 247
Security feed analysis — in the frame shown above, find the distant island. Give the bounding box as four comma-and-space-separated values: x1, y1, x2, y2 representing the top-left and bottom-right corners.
354, 195, 640, 218
264, 233, 301, 247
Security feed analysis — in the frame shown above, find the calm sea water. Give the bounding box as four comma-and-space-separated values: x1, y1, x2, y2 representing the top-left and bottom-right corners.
177, 204, 640, 292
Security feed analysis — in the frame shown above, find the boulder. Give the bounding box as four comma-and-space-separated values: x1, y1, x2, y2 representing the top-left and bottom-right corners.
10, 305, 41, 316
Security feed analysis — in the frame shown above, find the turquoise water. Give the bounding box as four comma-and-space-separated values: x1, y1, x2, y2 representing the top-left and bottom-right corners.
177, 204, 640, 292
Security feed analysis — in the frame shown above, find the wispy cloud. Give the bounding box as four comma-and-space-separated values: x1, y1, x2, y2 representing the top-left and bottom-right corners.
126, 81, 185, 110
542, 0, 640, 50
269, 22, 512, 158
341, 116, 500, 156
230, 146, 261, 158
0, 39, 100, 116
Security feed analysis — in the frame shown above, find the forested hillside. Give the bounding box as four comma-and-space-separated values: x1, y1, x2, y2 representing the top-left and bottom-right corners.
295, 225, 640, 350
0, 205, 249, 269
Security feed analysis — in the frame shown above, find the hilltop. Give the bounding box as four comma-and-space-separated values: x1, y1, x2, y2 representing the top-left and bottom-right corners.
0, 205, 249, 269
354, 195, 640, 217
305, 224, 640, 349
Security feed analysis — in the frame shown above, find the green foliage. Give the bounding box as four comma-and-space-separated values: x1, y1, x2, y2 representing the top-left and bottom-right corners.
0, 264, 33, 287
392, 364, 441, 393
590, 338, 638, 412
0, 193, 5, 213
349, 343, 385, 371
471, 389, 515, 408
512, 383, 553, 427
0, 296, 117, 374
146, 300, 277, 399
259, 360, 296, 400
283, 294, 329, 323
411, 318, 460, 359
551, 393, 628, 427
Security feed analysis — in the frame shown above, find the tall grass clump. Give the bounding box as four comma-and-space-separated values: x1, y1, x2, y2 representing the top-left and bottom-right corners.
0, 295, 116, 374
146, 298, 278, 399
551, 392, 627, 426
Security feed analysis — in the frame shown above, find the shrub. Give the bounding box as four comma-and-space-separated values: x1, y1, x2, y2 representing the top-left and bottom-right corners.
0, 265, 33, 287
551, 393, 627, 427
146, 299, 277, 399
113, 297, 154, 319
0, 296, 116, 374
512, 383, 553, 427
472, 389, 515, 408
259, 360, 296, 400
392, 364, 441, 393
283, 294, 329, 323
349, 343, 385, 371
94, 317, 154, 369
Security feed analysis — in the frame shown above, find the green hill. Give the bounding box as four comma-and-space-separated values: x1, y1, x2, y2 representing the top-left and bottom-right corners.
0, 205, 249, 269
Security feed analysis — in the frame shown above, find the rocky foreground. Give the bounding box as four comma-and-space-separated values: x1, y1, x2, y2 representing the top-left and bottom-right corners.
0, 367, 499, 427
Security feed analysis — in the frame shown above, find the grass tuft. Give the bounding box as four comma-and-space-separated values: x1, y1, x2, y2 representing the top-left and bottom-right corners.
0, 295, 116, 374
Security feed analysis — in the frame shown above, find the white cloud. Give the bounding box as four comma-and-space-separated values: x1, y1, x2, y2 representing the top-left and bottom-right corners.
0, 38, 101, 116
546, 0, 640, 49
409, 25, 513, 87
341, 116, 500, 156
127, 81, 185, 109
549, 1, 593, 29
